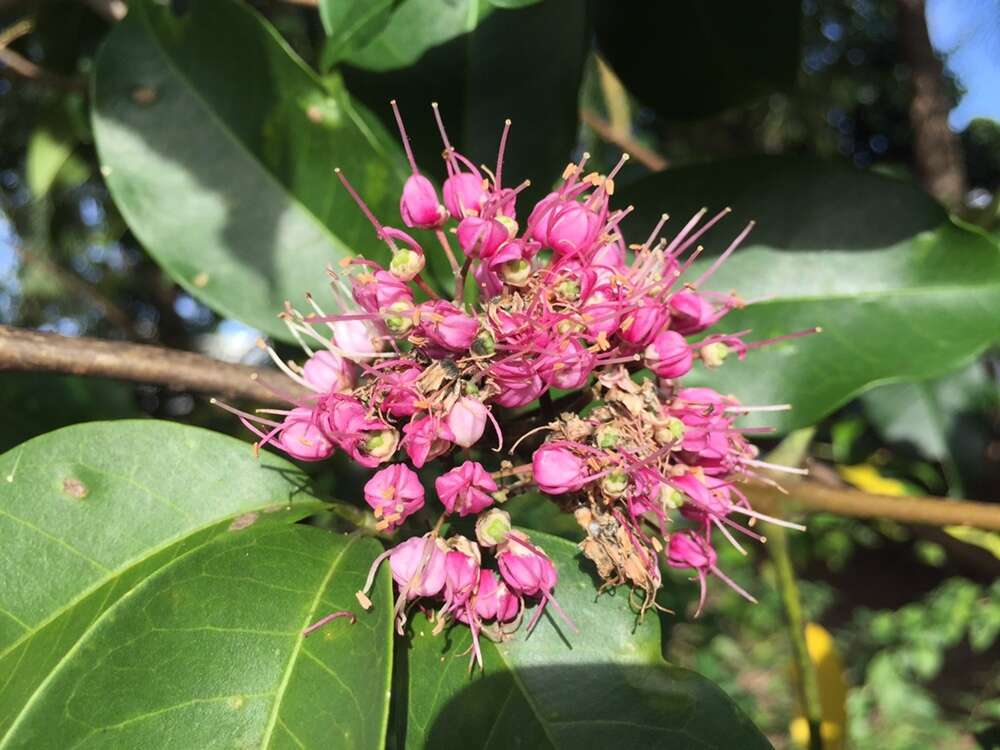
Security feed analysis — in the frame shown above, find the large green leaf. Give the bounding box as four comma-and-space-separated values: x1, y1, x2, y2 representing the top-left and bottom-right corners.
318, 0, 397, 69
92, 0, 408, 341
0, 524, 393, 749
0, 420, 332, 739
593, 0, 800, 119
627, 156, 1000, 431
341, 0, 589, 201
404, 531, 770, 748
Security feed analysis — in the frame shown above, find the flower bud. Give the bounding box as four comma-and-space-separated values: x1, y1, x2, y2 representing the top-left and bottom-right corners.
302, 350, 355, 394
666, 531, 716, 571
446, 397, 488, 448
546, 202, 601, 256
435, 460, 497, 517
401, 415, 454, 468
644, 330, 693, 379
389, 248, 425, 282
476, 508, 512, 547
531, 444, 587, 495
469, 569, 520, 622
457, 216, 509, 259
400, 174, 446, 229
364, 464, 425, 531
389, 535, 447, 599
595, 426, 620, 449
670, 291, 716, 335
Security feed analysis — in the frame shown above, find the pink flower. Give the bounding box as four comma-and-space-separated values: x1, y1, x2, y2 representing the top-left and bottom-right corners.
446, 397, 488, 448
276, 408, 335, 462
302, 350, 355, 394
532, 443, 587, 494
435, 461, 497, 516
400, 174, 446, 229
538, 339, 594, 390
442, 540, 480, 615
619, 301, 668, 347
325, 396, 397, 467
402, 414, 454, 468
443, 172, 487, 219
670, 291, 717, 335
644, 330, 693, 379
490, 358, 545, 408
545, 201, 602, 257
332, 319, 380, 361
456, 216, 509, 259
377, 364, 423, 418
352, 269, 412, 314
419, 301, 480, 351
389, 535, 447, 599
496, 530, 557, 598
458, 569, 520, 623
364, 464, 425, 531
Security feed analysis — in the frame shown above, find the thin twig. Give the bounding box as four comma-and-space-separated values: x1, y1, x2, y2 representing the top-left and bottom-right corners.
748, 480, 1000, 532
0, 19, 85, 92
0, 325, 308, 404
580, 109, 668, 172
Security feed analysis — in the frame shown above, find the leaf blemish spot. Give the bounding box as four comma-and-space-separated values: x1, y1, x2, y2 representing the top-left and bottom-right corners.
228, 512, 259, 531
193, 271, 210, 288
227, 695, 245, 710
62, 477, 89, 500
131, 85, 158, 105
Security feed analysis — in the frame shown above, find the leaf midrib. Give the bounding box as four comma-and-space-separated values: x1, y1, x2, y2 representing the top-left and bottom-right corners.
259, 533, 358, 747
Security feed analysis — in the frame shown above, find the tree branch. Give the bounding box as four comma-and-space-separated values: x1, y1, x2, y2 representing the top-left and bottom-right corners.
0, 19, 85, 92
896, 0, 967, 209
0, 325, 307, 405
749, 480, 1000, 531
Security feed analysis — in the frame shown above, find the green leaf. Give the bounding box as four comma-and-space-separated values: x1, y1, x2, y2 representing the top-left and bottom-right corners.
318, 0, 397, 69
405, 530, 771, 748
628, 156, 1000, 432
341, 0, 589, 198
25, 127, 76, 198
92, 0, 408, 341
593, 0, 800, 119
0, 524, 393, 749
862, 362, 997, 496
0, 420, 331, 739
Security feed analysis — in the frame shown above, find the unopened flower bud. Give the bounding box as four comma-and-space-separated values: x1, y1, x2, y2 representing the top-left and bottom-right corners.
476, 508, 512, 547
443, 172, 487, 219
400, 174, 447, 229
496, 530, 557, 598
389, 248, 425, 281
277, 409, 335, 462
532, 444, 587, 495
644, 330, 693, 379
555, 279, 580, 301
446, 397, 488, 448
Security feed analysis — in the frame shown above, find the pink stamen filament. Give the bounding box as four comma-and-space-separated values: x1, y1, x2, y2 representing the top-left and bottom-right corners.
303, 610, 356, 637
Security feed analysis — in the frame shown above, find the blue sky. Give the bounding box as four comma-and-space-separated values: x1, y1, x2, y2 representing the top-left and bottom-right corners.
926, 0, 1000, 129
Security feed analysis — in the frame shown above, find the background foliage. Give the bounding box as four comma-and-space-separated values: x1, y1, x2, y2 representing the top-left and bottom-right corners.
0, 0, 998, 747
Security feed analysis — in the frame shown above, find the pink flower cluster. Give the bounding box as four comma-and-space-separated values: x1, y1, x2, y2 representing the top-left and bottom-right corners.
221, 102, 810, 660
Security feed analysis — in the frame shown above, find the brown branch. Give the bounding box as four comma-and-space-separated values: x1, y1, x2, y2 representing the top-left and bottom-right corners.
897, 0, 967, 209
748, 480, 1000, 531
0, 19, 85, 92
0, 325, 308, 405
581, 109, 668, 172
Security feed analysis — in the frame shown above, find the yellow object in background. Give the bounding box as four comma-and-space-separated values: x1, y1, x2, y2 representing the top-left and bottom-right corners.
837, 463, 910, 496
789, 623, 848, 750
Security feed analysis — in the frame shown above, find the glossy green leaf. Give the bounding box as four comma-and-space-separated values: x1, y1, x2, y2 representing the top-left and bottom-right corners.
0, 524, 393, 749
593, 0, 800, 119
862, 362, 998, 496
318, 0, 396, 69
628, 156, 1000, 432
92, 0, 408, 341
342, 0, 588, 199
0, 420, 331, 739
405, 530, 770, 748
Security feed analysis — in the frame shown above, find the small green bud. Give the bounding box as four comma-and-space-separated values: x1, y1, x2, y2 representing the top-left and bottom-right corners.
364, 429, 398, 460
701, 342, 729, 368
500, 258, 532, 286
476, 508, 512, 547
496, 214, 519, 239
555, 279, 580, 301
389, 249, 424, 281
659, 485, 685, 509
384, 301, 413, 334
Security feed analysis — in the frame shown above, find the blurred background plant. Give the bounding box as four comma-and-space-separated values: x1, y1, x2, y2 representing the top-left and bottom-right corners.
0, 0, 998, 747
